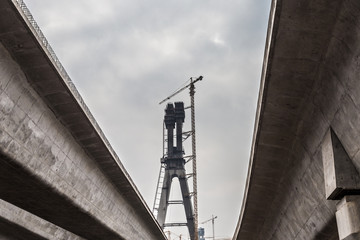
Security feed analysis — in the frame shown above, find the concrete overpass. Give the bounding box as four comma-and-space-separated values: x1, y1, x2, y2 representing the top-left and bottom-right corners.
234, 0, 360, 239
4, 0, 360, 239
0, 0, 166, 239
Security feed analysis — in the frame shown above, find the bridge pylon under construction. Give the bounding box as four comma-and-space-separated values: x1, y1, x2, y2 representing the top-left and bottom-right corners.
153, 102, 195, 240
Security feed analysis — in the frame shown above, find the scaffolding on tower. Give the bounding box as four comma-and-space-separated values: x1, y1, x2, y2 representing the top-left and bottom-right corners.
154, 76, 203, 240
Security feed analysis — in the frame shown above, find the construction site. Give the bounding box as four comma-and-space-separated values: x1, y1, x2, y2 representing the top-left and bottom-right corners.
2, 0, 360, 240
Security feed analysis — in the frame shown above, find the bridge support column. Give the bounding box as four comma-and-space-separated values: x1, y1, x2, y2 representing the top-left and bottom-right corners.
321, 129, 360, 200
336, 196, 360, 240
322, 128, 360, 240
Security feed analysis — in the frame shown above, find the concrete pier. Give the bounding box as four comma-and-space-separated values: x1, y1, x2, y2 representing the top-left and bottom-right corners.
336, 196, 360, 240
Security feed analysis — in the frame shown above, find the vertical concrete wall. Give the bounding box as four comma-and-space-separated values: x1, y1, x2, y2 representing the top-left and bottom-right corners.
0, 40, 156, 239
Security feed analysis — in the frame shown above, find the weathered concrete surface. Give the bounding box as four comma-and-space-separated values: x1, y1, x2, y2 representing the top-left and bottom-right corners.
336, 196, 360, 240
234, 0, 360, 239
0, 199, 84, 240
322, 129, 360, 200
0, 0, 166, 239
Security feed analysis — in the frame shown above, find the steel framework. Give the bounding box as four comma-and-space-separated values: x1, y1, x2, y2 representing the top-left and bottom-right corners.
154, 102, 195, 240
154, 77, 202, 240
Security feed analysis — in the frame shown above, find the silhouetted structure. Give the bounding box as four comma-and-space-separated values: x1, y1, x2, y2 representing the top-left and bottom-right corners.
156, 102, 196, 240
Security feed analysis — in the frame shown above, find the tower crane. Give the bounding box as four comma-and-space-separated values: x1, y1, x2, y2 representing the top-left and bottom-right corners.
158, 76, 203, 105
159, 76, 203, 240
200, 215, 217, 240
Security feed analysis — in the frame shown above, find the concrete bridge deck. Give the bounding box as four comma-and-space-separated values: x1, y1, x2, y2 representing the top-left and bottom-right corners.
234, 0, 360, 239
4, 0, 360, 239
0, 0, 166, 239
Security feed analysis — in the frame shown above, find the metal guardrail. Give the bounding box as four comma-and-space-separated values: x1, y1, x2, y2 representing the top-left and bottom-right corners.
12, 0, 116, 162
12, 0, 138, 185
10, 0, 165, 235
15, 0, 70, 85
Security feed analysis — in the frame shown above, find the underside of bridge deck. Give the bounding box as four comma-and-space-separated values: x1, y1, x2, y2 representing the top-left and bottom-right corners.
234, 0, 360, 239
0, 1, 166, 239
0, 152, 121, 239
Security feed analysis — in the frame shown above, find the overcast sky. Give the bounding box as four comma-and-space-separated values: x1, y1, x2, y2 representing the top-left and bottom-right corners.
24, 0, 271, 239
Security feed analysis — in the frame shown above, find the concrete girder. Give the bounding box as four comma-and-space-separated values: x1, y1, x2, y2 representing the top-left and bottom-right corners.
0, 199, 84, 240
0, 0, 166, 239
234, 0, 360, 239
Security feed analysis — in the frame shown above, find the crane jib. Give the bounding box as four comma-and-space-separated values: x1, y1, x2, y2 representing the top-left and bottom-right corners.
158, 76, 203, 105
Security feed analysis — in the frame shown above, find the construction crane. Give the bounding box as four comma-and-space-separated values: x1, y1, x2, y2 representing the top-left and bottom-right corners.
200, 215, 217, 240
158, 76, 203, 105
159, 76, 203, 240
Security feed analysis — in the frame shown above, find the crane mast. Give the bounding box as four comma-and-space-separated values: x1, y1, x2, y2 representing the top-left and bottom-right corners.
200, 215, 217, 240
189, 79, 198, 240
158, 76, 203, 240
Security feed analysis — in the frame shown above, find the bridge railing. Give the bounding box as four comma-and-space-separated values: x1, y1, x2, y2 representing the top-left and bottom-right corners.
11, 0, 131, 179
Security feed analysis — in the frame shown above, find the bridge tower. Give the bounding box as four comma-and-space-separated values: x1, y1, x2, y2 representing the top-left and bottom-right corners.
155, 102, 196, 240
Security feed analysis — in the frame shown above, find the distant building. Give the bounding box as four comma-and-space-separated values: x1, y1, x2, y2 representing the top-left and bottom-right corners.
198, 227, 205, 240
